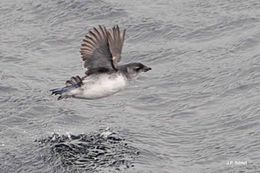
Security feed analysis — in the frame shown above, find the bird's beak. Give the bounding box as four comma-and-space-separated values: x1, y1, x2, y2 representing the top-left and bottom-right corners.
143, 66, 152, 72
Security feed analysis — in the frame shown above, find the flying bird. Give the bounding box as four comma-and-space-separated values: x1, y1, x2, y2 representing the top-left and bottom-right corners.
50, 25, 151, 100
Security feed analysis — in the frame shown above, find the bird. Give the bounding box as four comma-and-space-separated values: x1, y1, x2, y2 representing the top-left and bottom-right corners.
50, 25, 151, 100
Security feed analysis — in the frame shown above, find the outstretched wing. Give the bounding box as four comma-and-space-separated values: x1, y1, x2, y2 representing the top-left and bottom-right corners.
107, 25, 126, 66
80, 26, 115, 70
80, 25, 126, 70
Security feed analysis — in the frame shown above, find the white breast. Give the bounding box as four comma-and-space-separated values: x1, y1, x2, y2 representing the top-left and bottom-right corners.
70, 73, 128, 99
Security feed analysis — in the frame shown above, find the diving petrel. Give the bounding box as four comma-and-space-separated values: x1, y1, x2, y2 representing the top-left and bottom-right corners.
50, 25, 151, 100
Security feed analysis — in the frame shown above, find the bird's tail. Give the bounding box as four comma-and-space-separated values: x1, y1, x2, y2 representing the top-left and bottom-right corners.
50, 86, 74, 100
50, 75, 83, 100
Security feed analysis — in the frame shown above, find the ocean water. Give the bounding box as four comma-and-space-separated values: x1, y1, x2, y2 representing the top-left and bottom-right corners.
1, 0, 260, 172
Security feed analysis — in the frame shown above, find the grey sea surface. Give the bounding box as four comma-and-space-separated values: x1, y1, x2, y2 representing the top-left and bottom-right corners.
1, 0, 260, 172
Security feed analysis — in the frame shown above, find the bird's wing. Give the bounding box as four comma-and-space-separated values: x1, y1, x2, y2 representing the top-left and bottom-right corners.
80, 26, 115, 70
107, 25, 126, 67
80, 25, 126, 70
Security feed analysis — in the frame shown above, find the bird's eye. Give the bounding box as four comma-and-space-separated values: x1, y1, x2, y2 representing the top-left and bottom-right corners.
134, 67, 141, 71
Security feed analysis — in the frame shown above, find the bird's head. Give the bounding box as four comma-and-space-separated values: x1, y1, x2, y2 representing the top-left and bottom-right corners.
125, 62, 152, 78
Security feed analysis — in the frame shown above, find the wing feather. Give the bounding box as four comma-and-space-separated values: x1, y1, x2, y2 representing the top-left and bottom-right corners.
107, 25, 126, 65
80, 25, 126, 70
80, 26, 113, 69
